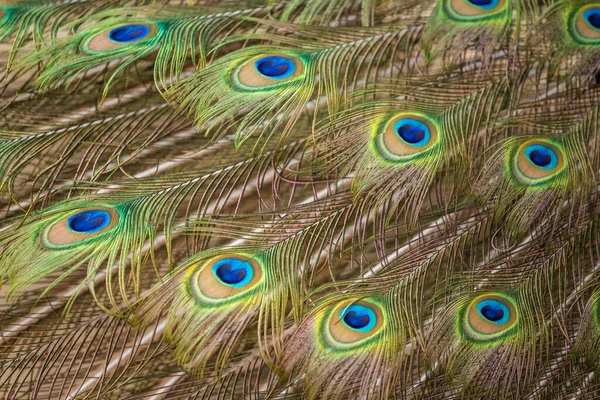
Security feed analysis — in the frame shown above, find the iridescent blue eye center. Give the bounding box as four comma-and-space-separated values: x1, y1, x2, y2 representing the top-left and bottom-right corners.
344, 311, 370, 328
340, 304, 377, 332
394, 118, 431, 147
212, 257, 254, 288
108, 24, 150, 43
67, 210, 111, 233
524, 144, 558, 170
584, 9, 600, 30
480, 305, 504, 321
215, 263, 246, 284
467, 0, 498, 8
254, 56, 296, 79
476, 299, 510, 325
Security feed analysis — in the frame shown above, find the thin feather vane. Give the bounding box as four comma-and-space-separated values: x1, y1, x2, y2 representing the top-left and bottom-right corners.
14, 5, 272, 97
308, 74, 512, 225
281, 292, 413, 399
132, 247, 292, 376
3, 0, 600, 399
0, 133, 306, 309
165, 26, 423, 150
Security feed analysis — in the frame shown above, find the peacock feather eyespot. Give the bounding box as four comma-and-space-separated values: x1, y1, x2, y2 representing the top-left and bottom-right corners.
322, 300, 384, 351
445, 0, 506, 20
375, 113, 440, 162
41, 207, 120, 249
188, 254, 263, 306
571, 5, 600, 44
460, 294, 518, 343
231, 53, 306, 91
512, 139, 566, 186
82, 22, 160, 54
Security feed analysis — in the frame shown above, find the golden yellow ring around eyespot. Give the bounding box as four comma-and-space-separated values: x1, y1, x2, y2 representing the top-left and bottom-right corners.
516, 140, 564, 181
236, 54, 305, 88
193, 254, 262, 300
45, 207, 119, 246
467, 295, 517, 335
575, 5, 600, 40
327, 300, 384, 344
382, 114, 437, 157
450, 0, 506, 16
85, 23, 159, 53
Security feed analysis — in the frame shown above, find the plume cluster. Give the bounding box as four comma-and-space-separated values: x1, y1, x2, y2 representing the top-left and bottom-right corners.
2, 0, 600, 399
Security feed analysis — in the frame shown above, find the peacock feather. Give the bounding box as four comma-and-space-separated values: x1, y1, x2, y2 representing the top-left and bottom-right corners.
2, 0, 600, 399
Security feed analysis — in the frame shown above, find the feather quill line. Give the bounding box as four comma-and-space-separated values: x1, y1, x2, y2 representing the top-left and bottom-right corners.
0, 131, 233, 221
65, 319, 167, 400
0, 80, 195, 215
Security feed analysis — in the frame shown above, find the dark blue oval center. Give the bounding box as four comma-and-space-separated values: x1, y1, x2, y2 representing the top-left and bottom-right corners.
524, 144, 558, 170
468, 0, 494, 6
211, 257, 254, 288
475, 298, 510, 325
108, 24, 151, 43
67, 210, 111, 234
480, 305, 504, 322
586, 9, 600, 30
343, 310, 371, 329
528, 149, 552, 167
215, 262, 247, 285
397, 123, 426, 144
393, 118, 431, 147
254, 56, 296, 79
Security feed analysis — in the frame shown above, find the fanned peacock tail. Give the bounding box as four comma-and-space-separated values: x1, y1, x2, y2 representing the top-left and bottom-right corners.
3, 0, 600, 399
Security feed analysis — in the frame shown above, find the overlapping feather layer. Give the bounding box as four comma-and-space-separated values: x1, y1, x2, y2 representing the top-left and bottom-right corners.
2, 0, 600, 399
